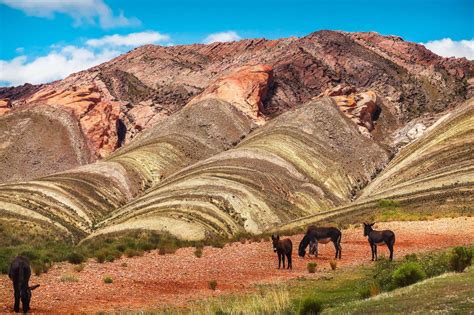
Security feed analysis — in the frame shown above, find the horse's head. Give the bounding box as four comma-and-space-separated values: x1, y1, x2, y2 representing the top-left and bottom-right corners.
363, 222, 375, 236
23, 284, 40, 312
298, 235, 308, 258
271, 234, 280, 252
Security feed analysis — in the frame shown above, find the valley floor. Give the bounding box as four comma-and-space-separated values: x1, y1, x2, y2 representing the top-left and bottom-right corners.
0, 217, 473, 313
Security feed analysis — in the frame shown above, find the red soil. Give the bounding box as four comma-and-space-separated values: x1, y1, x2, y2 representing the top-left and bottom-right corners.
1, 218, 473, 313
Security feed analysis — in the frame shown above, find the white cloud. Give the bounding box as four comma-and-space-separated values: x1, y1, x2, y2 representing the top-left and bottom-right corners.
86, 31, 170, 47
0, 0, 140, 28
203, 31, 241, 44
0, 46, 120, 86
423, 38, 474, 60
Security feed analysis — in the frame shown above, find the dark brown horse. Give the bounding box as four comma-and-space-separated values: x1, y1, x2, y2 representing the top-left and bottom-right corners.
298, 226, 342, 259
9, 256, 40, 313
363, 223, 396, 261
271, 234, 292, 269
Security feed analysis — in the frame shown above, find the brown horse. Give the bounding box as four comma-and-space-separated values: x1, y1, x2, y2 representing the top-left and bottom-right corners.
9, 256, 40, 313
298, 226, 342, 259
363, 223, 396, 261
271, 234, 292, 269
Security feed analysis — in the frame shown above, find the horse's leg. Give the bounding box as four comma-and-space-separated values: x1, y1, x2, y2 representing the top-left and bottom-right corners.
278, 253, 281, 269
13, 284, 20, 313
374, 245, 378, 261
282, 253, 285, 269
370, 243, 375, 261
287, 253, 292, 269
388, 240, 394, 261
332, 240, 338, 259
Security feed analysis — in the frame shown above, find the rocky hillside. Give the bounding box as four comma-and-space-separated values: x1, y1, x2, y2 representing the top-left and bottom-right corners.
278, 98, 474, 231
1, 31, 472, 183
0, 30, 472, 244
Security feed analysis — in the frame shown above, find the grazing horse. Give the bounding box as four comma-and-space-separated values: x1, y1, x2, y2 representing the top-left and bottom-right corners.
363, 223, 396, 261
271, 234, 293, 269
298, 226, 342, 259
9, 256, 40, 313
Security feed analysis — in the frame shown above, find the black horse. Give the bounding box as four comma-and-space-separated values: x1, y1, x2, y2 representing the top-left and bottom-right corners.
271, 234, 293, 269
9, 256, 40, 313
298, 226, 342, 259
363, 223, 396, 261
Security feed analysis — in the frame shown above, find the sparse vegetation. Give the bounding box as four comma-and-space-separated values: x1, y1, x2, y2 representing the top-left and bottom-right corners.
103, 276, 113, 284
208, 280, 218, 291
67, 252, 86, 265
392, 262, 426, 288
329, 260, 337, 271
73, 263, 85, 273
60, 274, 79, 282
194, 246, 203, 258
449, 246, 473, 272
307, 262, 317, 273
299, 296, 323, 314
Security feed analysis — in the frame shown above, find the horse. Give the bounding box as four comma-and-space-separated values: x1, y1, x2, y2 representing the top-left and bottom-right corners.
9, 256, 40, 313
298, 226, 342, 259
271, 234, 293, 269
363, 223, 396, 261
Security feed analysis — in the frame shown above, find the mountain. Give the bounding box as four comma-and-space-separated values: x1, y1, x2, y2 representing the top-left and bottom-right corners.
0, 30, 472, 245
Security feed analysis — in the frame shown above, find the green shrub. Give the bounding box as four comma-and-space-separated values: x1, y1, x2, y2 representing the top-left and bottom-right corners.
73, 263, 85, 273
67, 252, 85, 265
307, 262, 317, 273
194, 247, 203, 258
373, 257, 396, 291
19, 249, 40, 261
299, 297, 322, 315
60, 274, 79, 282
208, 280, 218, 291
115, 244, 127, 252
449, 247, 473, 272
137, 241, 154, 252
404, 253, 418, 262
96, 252, 106, 263
124, 248, 143, 258
392, 262, 426, 288
420, 252, 450, 277
31, 260, 49, 276
103, 276, 113, 284
105, 254, 116, 262
378, 199, 400, 208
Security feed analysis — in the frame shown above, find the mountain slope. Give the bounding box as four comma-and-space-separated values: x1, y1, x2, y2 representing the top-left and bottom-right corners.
88, 98, 389, 241
277, 98, 474, 231
1, 31, 472, 182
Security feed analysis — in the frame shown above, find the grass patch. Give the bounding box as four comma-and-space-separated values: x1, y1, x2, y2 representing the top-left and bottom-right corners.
307, 262, 317, 273
159, 246, 473, 314
324, 268, 474, 314
103, 276, 113, 284
60, 274, 79, 282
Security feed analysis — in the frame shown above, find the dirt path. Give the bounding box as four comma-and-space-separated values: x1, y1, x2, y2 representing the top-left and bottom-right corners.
1, 217, 473, 313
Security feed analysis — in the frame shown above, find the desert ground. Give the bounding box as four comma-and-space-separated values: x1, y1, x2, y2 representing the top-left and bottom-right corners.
1, 217, 472, 313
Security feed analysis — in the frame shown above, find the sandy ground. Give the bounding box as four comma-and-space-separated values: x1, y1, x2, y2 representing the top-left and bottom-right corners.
0, 217, 473, 314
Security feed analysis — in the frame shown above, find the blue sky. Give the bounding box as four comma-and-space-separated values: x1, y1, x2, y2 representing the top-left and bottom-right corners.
1, 0, 473, 86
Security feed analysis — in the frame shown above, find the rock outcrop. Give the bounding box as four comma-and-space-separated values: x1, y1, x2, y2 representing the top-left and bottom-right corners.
188, 65, 273, 123
26, 85, 121, 158
319, 85, 380, 136
0, 99, 11, 116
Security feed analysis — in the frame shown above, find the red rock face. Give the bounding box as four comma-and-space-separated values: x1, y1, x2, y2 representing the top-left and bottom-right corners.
25, 85, 121, 158
2, 30, 472, 158
188, 64, 273, 123
0, 99, 11, 116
